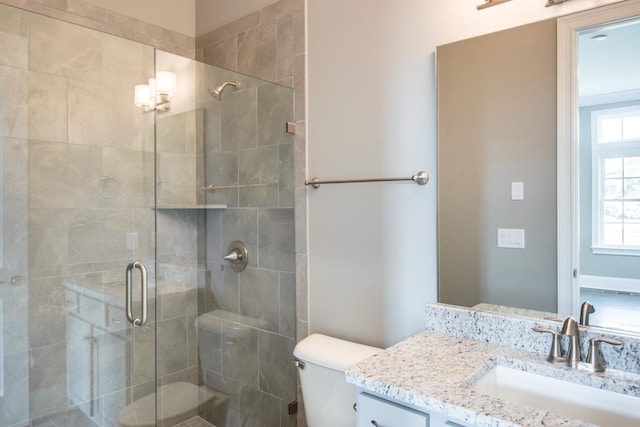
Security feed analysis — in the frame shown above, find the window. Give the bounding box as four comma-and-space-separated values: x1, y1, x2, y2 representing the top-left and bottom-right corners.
592, 106, 640, 255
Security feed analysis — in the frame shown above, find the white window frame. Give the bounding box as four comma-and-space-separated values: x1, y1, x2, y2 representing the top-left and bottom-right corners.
591, 105, 640, 256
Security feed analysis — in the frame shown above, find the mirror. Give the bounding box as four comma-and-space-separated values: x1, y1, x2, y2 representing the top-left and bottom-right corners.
437, 5, 640, 333
437, 18, 558, 312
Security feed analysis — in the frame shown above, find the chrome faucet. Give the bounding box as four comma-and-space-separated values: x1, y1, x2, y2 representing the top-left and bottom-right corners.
535, 315, 623, 373
561, 317, 581, 368
579, 301, 595, 326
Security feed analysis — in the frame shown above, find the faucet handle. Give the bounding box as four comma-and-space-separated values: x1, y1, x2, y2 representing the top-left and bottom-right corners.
532, 327, 565, 363
586, 337, 622, 372
220, 241, 248, 272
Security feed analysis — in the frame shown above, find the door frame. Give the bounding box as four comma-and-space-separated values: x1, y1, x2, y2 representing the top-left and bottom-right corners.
557, 0, 640, 317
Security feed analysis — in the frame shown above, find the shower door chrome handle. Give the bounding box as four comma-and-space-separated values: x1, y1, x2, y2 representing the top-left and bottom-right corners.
125, 261, 148, 326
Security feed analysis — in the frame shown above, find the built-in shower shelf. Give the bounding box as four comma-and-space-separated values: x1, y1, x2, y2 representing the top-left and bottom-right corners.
155, 204, 227, 210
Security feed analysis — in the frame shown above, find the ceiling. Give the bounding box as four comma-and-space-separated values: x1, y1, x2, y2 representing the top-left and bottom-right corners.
578, 17, 640, 100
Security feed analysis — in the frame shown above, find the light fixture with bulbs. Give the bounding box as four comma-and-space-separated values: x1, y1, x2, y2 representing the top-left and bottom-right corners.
134, 71, 177, 113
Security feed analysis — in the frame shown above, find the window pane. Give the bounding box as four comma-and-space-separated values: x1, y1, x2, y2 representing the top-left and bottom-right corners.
624, 157, 640, 178
594, 110, 640, 249
601, 117, 623, 143
604, 201, 623, 221
604, 158, 623, 178
605, 178, 623, 199
625, 178, 640, 199
603, 222, 623, 245
623, 116, 640, 140
624, 201, 640, 223
624, 224, 640, 246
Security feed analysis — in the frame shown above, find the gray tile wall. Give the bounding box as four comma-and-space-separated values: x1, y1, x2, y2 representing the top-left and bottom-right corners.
150, 47, 299, 426
196, 2, 308, 425
0, 0, 195, 58
195, 63, 297, 426
0, 4, 173, 426
155, 102, 208, 427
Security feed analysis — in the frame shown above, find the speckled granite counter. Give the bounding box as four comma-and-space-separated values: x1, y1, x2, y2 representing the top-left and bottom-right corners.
345, 304, 640, 427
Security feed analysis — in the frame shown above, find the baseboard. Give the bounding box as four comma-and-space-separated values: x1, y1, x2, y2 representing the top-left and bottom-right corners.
580, 274, 640, 294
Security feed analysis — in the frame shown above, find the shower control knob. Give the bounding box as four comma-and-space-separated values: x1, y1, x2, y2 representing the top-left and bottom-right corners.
221, 241, 248, 272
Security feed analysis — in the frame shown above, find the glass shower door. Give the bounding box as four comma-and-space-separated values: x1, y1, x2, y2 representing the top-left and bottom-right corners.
151, 51, 297, 426
0, 5, 157, 426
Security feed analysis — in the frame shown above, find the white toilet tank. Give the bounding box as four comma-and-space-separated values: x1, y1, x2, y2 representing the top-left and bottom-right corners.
293, 334, 382, 427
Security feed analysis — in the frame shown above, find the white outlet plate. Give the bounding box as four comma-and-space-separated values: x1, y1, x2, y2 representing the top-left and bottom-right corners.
497, 228, 525, 249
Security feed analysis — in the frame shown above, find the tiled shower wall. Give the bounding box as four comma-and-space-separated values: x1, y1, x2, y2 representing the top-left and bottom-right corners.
194, 66, 297, 426
195, 0, 308, 425
0, 0, 195, 58
0, 4, 168, 425
154, 55, 299, 425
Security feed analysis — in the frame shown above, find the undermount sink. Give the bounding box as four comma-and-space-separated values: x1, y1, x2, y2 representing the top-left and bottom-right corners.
471, 365, 640, 426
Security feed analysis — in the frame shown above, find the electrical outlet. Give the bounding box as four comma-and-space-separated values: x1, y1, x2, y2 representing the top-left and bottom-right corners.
497, 228, 525, 249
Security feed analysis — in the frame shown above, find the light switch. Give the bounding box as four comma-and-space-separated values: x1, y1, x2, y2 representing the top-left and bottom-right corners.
511, 182, 524, 201
497, 228, 525, 249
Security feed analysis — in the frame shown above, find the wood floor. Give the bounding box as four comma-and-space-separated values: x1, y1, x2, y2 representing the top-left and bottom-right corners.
580, 287, 640, 332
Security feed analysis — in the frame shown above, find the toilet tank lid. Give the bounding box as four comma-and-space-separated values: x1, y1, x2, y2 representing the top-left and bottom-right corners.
293, 333, 382, 372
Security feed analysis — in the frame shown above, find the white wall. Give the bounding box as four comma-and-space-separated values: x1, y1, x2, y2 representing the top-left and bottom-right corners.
82, 0, 196, 36
306, 0, 623, 348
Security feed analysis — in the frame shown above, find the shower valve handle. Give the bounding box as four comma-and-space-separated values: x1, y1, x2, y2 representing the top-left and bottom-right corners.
220, 241, 248, 272
221, 249, 241, 270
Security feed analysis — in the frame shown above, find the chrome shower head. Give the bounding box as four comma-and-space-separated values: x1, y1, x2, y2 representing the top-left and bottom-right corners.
208, 81, 240, 100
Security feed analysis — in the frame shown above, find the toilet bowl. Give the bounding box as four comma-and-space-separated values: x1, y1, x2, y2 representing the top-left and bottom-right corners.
293, 334, 382, 427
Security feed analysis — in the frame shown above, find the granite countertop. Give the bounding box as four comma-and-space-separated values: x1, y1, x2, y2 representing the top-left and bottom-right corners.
345, 330, 640, 427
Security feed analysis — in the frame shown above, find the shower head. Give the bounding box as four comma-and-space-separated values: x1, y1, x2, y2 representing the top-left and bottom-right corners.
208, 81, 240, 100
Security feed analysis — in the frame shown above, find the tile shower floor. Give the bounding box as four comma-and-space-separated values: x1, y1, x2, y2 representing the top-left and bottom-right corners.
174, 416, 216, 427
32, 411, 215, 427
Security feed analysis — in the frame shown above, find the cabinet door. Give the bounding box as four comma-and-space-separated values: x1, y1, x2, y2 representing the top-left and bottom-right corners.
357, 393, 429, 427
67, 313, 95, 414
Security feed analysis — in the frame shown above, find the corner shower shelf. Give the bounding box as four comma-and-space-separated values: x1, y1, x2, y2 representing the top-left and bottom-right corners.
155, 204, 227, 210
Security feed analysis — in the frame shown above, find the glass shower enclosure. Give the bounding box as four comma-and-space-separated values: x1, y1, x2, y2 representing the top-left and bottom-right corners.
0, 4, 296, 427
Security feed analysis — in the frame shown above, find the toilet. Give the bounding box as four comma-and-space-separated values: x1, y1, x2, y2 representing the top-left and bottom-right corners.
293, 334, 382, 427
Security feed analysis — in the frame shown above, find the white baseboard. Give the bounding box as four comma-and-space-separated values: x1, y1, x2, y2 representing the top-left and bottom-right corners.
580, 275, 640, 294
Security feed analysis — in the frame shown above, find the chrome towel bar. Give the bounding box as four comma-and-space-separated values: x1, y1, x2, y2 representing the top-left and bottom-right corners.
305, 171, 429, 189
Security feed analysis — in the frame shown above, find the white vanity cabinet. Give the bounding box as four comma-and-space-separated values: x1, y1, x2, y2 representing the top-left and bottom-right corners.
357, 393, 428, 426
357, 392, 471, 427
65, 288, 130, 425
